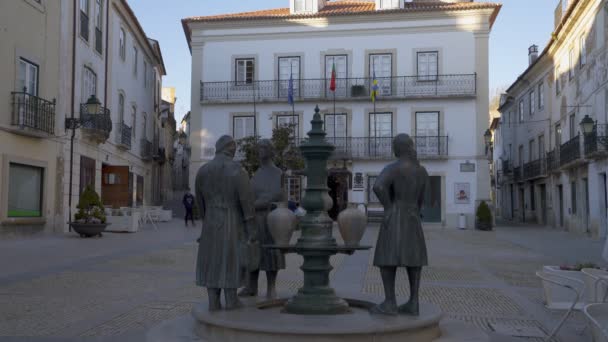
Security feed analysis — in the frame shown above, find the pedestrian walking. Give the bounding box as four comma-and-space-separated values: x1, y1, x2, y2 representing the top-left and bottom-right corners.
183, 188, 195, 227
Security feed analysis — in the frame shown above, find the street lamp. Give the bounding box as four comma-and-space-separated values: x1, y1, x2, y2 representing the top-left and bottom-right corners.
484, 129, 493, 145
580, 115, 595, 135
65, 94, 102, 231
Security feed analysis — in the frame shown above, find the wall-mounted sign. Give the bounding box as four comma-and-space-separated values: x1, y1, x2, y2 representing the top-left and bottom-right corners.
460, 161, 476, 172
454, 183, 471, 204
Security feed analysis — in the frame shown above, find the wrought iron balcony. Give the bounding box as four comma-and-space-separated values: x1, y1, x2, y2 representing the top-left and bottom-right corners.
201, 74, 476, 103
523, 159, 546, 180
115, 123, 132, 150
141, 139, 152, 161
502, 160, 512, 174
80, 103, 112, 142
546, 150, 559, 172
513, 166, 522, 182
560, 135, 581, 167
10, 90, 55, 135
326, 136, 448, 160
584, 124, 608, 158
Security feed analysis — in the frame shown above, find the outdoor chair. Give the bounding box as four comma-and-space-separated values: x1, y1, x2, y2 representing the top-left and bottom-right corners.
584, 303, 608, 342
536, 271, 586, 342
583, 268, 608, 303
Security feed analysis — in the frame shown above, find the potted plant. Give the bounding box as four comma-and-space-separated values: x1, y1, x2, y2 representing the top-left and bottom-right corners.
475, 201, 492, 231
70, 185, 108, 238
351, 85, 367, 97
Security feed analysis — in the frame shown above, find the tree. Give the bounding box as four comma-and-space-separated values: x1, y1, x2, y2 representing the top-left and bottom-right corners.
236, 123, 305, 177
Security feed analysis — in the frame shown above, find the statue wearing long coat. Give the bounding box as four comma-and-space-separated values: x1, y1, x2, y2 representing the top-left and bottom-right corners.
373, 158, 429, 267
195, 153, 255, 289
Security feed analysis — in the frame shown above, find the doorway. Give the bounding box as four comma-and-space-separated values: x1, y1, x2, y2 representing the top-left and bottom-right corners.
101, 165, 130, 208
540, 184, 547, 225
327, 170, 350, 221
558, 185, 564, 227
421, 176, 441, 223
519, 187, 525, 222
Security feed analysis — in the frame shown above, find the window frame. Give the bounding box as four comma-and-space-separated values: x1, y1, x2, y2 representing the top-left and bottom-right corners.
276, 114, 300, 139
82, 66, 97, 102
415, 111, 440, 136
530, 90, 535, 115
369, 53, 393, 95
538, 82, 544, 110
133, 46, 138, 76
79, 0, 90, 41
519, 99, 524, 122
569, 47, 575, 80
7, 162, 44, 218
119, 28, 126, 61
416, 51, 439, 82
324, 54, 348, 96
278, 56, 301, 98
17, 57, 39, 96
580, 34, 587, 68
324, 113, 348, 138
555, 65, 561, 95
118, 92, 125, 122
294, 0, 314, 12
131, 105, 137, 139
232, 115, 256, 140
235, 58, 255, 86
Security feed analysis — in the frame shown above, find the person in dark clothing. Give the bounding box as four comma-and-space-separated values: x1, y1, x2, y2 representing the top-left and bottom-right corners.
183, 188, 195, 227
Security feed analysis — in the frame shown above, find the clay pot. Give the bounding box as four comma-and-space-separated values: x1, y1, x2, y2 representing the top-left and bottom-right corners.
337, 203, 367, 246
267, 202, 297, 245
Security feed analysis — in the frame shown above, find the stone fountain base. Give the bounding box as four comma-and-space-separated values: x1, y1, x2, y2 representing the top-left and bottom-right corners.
147, 299, 490, 342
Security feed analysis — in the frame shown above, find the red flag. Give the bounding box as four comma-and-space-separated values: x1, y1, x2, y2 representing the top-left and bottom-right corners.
329, 62, 336, 92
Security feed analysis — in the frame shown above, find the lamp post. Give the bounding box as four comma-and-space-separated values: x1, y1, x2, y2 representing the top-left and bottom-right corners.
580, 115, 595, 135
65, 95, 101, 230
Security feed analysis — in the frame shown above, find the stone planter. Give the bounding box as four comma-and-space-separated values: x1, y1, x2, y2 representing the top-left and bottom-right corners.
337, 203, 367, 246
267, 202, 297, 245
475, 220, 492, 231
70, 222, 108, 238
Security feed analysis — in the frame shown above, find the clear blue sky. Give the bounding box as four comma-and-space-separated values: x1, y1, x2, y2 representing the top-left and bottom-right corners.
129, 0, 557, 123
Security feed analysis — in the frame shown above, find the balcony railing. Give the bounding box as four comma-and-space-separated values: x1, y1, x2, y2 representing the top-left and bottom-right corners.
502, 160, 512, 174
584, 124, 608, 157
80, 11, 89, 41
546, 150, 559, 172
236, 136, 448, 161
201, 74, 476, 103
80, 103, 112, 141
95, 27, 102, 54
116, 123, 132, 150
513, 166, 522, 182
10, 90, 55, 135
560, 135, 581, 167
523, 159, 546, 180
141, 139, 152, 160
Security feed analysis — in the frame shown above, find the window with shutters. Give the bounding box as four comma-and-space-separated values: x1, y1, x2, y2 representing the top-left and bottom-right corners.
278, 57, 300, 98
538, 83, 545, 110
94, 0, 103, 53
132, 105, 137, 139
580, 34, 587, 68
233, 116, 255, 140
369, 54, 392, 95
417, 51, 438, 81
325, 55, 347, 97
82, 66, 97, 102
277, 114, 299, 139
17, 58, 38, 95
133, 46, 138, 76
80, 0, 89, 41
530, 90, 535, 115
235, 59, 255, 85
119, 28, 126, 60
519, 100, 524, 122
294, 0, 313, 12
379, 0, 400, 9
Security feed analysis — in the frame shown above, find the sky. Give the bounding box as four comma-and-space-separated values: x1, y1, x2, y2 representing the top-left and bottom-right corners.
129, 0, 558, 123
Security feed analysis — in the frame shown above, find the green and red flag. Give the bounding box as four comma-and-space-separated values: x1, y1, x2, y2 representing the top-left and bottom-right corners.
329, 62, 336, 92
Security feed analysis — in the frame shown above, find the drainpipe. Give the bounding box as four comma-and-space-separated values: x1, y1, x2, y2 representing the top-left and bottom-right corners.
68, 0, 77, 232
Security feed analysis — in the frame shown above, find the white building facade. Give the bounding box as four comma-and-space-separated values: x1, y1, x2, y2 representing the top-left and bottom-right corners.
494, 0, 608, 237
61, 0, 166, 229
183, 0, 500, 228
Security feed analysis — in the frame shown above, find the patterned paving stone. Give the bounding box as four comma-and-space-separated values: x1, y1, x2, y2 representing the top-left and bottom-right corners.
447, 315, 552, 342
79, 301, 194, 337
364, 265, 485, 284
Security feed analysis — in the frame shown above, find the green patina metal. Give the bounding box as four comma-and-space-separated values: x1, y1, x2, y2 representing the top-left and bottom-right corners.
279, 105, 367, 315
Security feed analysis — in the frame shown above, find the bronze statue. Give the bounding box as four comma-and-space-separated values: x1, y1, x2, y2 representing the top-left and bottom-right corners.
195, 135, 256, 311
238, 139, 286, 298
371, 134, 428, 316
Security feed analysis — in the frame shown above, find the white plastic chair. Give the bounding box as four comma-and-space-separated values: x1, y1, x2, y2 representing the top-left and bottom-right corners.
584, 303, 608, 342
583, 268, 608, 303
536, 271, 586, 341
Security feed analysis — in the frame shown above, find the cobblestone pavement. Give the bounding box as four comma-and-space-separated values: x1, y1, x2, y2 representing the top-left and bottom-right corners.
0, 220, 603, 341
